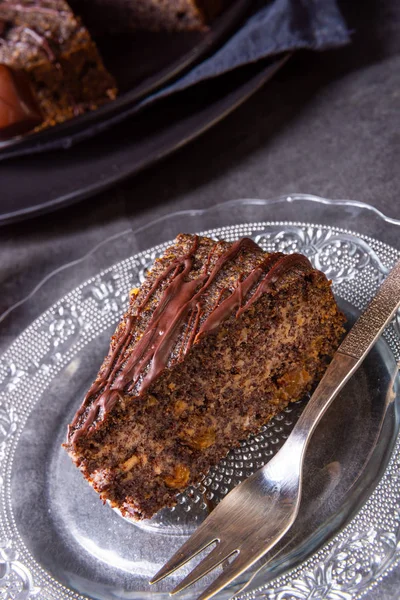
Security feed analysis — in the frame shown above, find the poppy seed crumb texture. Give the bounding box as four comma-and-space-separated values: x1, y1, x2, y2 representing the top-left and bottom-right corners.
64, 234, 345, 520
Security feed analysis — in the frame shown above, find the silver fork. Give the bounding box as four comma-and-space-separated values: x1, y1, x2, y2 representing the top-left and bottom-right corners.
150, 259, 400, 600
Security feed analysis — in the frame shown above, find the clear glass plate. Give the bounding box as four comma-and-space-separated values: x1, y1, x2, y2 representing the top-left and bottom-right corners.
0, 195, 399, 600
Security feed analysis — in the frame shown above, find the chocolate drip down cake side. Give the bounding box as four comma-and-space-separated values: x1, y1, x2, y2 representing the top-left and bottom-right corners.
64, 234, 345, 521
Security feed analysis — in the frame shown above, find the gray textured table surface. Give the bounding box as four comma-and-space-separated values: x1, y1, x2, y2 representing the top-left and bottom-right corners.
1, 0, 399, 598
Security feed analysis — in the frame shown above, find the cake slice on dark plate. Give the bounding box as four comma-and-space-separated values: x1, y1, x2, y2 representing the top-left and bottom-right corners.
0, 0, 117, 139
64, 234, 345, 521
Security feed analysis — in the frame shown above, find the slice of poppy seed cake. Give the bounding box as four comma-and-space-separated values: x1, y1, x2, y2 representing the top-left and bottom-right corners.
64, 233, 345, 520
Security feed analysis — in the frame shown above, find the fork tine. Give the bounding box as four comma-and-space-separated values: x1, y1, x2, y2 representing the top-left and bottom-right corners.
149, 524, 218, 585
195, 548, 267, 600
170, 542, 237, 595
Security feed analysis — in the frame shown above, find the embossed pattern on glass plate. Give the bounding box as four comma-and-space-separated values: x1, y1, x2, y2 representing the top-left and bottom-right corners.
0, 221, 399, 600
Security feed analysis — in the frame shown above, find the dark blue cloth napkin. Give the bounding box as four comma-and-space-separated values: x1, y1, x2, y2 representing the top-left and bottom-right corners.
145, 0, 350, 104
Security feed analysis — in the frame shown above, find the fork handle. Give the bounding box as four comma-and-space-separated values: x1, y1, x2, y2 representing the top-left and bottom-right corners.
290, 259, 400, 448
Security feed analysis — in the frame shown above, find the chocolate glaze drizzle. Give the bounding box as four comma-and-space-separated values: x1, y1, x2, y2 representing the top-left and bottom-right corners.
24, 26, 56, 61
1, 2, 61, 18
69, 237, 312, 444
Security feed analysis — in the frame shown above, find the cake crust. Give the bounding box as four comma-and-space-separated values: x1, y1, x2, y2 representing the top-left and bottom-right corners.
65, 234, 345, 520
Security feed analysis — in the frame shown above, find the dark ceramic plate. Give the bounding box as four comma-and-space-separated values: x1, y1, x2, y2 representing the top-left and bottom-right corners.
0, 56, 289, 226
0, 0, 249, 155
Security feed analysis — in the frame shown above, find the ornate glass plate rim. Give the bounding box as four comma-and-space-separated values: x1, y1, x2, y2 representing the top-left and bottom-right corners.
0, 194, 400, 600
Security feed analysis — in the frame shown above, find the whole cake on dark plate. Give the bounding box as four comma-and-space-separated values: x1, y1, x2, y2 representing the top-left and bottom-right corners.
64, 234, 345, 521
0, 0, 229, 140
